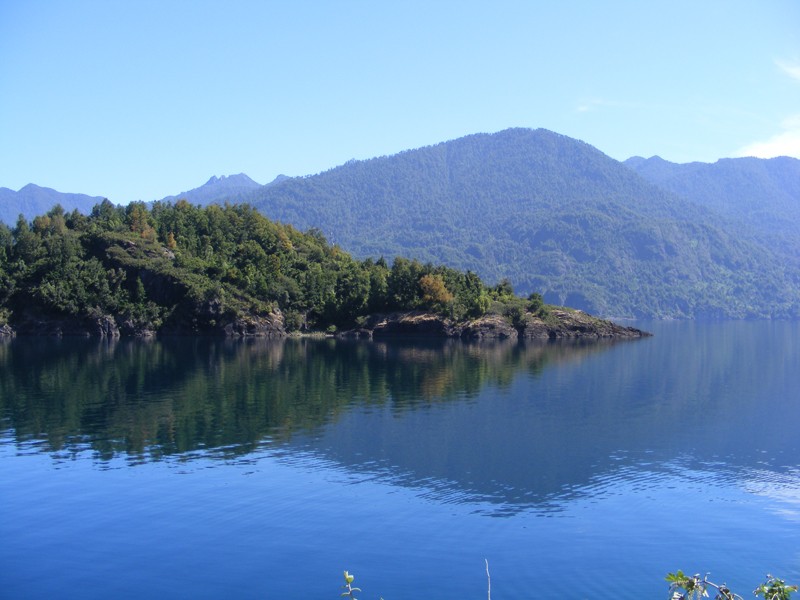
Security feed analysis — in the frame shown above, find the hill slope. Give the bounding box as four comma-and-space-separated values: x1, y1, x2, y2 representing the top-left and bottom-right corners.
246, 128, 799, 318
625, 155, 800, 261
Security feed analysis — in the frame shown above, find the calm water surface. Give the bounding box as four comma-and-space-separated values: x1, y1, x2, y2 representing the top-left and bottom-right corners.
1, 321, 799, 598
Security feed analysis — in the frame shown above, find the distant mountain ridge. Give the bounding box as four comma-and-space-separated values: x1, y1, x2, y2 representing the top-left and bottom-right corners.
0, 173, 277, 226
0, 184, 104, 226
625, 154, 800, 261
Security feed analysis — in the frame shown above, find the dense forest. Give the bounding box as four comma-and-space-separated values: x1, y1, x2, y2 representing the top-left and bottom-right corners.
245, 129, 800, 319
625, 154, 800, 263
0, 200, 551, 337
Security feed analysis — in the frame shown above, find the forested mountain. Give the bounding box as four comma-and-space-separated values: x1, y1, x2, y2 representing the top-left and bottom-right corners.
3, 129, 798, 319
244, 128, 800, 319
0, 184, 103, 226
157, 173, 265, 206
625, 155, 800, 261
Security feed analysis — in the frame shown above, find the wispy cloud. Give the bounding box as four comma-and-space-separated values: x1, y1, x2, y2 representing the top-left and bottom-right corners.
776, 59, 800, 81
575, 98, 605, 113
734, 61, 800, 158
737, 115, 800, 159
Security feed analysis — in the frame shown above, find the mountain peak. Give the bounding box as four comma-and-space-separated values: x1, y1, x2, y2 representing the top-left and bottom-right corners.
158, 173, 262, 206
203, 173, 260, 188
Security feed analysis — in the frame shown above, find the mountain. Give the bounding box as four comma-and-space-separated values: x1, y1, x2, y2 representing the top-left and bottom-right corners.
244, 128, 800, 319
0, 184, 104, 226
4, 131, 798, 319
0, 174, 271, 227
157, 173, 264, 206
625, 155, 800, 261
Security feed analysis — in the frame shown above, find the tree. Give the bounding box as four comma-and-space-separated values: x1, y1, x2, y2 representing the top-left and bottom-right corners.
419, 273, 454, 312
90, 199, 125, 231
126, 201, 156, 240
12, 214, 40, 265
453, 270, 489, 319
388, 257, 424, 309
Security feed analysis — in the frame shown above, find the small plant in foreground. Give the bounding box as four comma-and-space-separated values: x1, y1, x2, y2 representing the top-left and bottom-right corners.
667, 570, 741, 599
341, 571, 361, 599
667, 571, 797, 600
755, 575, 798, 600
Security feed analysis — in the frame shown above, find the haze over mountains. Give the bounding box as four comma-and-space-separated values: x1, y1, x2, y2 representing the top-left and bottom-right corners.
2, 128, 798, 319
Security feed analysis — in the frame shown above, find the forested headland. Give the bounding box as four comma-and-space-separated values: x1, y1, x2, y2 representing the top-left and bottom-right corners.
0, 200, 645, 339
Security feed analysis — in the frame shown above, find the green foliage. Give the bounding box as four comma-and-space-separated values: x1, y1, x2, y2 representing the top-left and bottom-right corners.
667, 571, 796, 600
336, 569, 796, 600
1, 201, 536, 335
755, 575, 798, 600
528, 292, 545, 314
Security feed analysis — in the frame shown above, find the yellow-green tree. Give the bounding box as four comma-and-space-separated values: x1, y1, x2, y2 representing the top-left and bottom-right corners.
419, 273, 454, 312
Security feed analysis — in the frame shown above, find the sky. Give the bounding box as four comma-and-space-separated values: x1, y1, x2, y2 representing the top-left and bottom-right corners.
1, 0, 799, 203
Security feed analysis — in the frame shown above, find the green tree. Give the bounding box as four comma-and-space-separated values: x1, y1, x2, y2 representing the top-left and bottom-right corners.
388, 257, 424, 309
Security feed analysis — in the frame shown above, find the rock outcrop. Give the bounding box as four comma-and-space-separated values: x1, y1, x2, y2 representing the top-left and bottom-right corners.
521, 309, 648, 339
368, 311, 460, 338
340, 309, 650, 341
12, 311, 121, 338
460, 314, 519, 340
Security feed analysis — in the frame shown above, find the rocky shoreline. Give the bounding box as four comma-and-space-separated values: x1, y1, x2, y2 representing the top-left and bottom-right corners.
0, 307, 286, 339
339, 309, 650, 341
0, 307, 650, 341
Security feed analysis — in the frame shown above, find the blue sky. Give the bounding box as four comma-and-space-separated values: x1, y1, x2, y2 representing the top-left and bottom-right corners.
1, 0, 799, 202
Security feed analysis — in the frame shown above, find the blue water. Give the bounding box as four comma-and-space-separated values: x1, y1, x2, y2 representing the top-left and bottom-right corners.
1, 321, 798, 598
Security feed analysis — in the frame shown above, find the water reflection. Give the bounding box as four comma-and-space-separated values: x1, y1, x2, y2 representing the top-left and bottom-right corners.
287, 322, 800, 514
0, 335, 625, 462
1, 322, 798, 515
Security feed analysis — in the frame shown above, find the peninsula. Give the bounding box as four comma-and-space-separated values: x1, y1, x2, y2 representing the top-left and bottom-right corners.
0, 201, 649, 340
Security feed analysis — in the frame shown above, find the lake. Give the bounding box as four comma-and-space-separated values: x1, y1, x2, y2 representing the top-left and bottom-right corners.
1, 321, 799, 599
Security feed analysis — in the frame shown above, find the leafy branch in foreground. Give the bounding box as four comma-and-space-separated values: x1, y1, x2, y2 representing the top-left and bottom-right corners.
754, 575, 799, 600
667, 571, 797, 600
